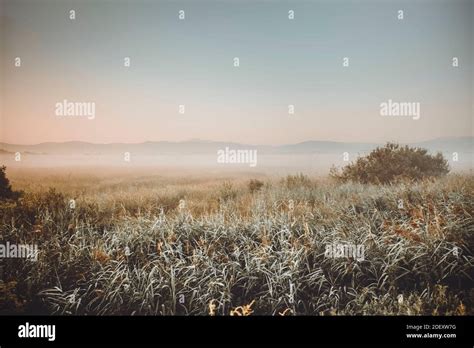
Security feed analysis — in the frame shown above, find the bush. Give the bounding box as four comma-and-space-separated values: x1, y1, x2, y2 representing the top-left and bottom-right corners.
331, 143, 449, 184
248, 179, 264, 193
281, 173, 312, 189
0, 166, 21, 201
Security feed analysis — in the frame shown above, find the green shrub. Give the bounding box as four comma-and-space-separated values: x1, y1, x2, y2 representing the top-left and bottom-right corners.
331, 143, 449, 184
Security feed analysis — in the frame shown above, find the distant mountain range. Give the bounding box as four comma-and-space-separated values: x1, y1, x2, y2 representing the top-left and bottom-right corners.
0, 137, 472, 156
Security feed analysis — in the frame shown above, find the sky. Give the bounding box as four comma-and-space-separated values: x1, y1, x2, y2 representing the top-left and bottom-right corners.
0, 0, 472, 145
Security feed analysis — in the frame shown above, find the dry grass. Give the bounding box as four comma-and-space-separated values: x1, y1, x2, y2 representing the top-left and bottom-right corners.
0, 170, 472, 315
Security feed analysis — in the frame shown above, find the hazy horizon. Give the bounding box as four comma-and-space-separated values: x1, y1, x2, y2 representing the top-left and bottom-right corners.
0, 134, 473, 147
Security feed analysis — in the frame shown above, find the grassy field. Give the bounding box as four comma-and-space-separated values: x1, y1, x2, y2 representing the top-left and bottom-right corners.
0, 169, 473, 315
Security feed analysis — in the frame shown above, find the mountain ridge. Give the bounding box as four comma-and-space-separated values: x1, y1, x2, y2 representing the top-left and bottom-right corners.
0, 136, 472, 156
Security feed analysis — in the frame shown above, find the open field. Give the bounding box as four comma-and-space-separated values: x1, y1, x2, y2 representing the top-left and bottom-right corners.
1, 169, 473, 315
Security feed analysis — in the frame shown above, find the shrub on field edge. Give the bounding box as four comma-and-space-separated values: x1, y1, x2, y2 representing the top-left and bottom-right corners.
330, 143, 449, 184
0, 165, 21, 201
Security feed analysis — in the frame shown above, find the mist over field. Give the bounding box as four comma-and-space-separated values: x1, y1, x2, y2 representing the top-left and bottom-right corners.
1, 137, 472, 174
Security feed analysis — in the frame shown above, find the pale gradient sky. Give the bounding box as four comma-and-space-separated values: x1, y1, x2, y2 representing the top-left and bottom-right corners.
0, 0, 473, 145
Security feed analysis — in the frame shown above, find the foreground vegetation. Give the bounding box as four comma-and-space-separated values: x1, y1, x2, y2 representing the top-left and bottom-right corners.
0, 169, 472, 315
